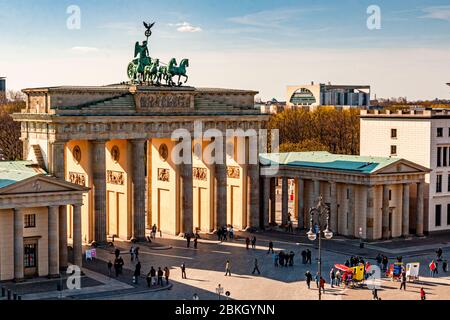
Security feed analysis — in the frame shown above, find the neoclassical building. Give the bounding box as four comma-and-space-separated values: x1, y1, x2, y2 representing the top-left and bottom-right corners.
12, 85, 268, 246
259, 152, 429, 240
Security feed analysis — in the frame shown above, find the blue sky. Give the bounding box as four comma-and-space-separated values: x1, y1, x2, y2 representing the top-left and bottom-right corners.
1, 0, 449, 100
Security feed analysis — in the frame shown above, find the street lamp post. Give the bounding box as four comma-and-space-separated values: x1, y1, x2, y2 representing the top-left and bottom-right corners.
307, 195, 333, 301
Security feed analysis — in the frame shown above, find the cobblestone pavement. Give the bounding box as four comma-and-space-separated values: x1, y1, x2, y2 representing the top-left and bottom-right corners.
89, 230, 450, 300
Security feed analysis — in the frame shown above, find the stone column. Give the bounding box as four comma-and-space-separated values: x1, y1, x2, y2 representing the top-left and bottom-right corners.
330, 182, 338, 232
366, 186, 375, 240
402, 183, 410, 237
262, 177, 271, 228
246, 160, 260, 229
72, 204, 83, 269
180, 141, 193, 236
269, 178, 276, 225
13, 208, 24, 281
313, 180, 320, 203
146, 140, 152, 229
416, 181, 424, 236
92, 140, 107, 243
131, 139, 147, 241
214, 137, 227, 230
382, 184, 390, 239
281, 177, 289, 225
59, 206, 68, 270
347, 185, 355, 237
296, 178, 305, 229
48, 206, 60, 277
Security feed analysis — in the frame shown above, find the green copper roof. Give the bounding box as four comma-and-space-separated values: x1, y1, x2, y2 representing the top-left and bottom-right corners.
0, 161, 44, 189
259, 152, 401, 174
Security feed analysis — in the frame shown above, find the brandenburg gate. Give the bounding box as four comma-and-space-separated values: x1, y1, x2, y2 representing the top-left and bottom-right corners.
13, 85, 269, 248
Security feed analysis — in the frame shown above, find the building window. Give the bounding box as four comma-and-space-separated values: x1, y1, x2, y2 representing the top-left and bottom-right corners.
444, 148, 448, 167
447, 204, 450, 226
390, 145, 397, 155
24, 214, 36, 228
437, 175, 443, 193
391, 129, 397, 139
437, 147, 442, 167
24, 244, 37, 268
437, 127, 443, 137
436, 204, 442, 227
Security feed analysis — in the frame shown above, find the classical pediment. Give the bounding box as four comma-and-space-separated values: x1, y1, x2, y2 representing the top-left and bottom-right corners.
0, 175, 89, 195
372, 159, 430, 175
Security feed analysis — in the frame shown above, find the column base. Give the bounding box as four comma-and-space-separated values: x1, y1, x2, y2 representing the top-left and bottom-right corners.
14, 278, 25, 283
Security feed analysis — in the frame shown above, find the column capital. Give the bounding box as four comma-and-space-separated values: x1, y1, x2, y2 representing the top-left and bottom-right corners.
91, 139, 108, 145
130, 138, 147, 144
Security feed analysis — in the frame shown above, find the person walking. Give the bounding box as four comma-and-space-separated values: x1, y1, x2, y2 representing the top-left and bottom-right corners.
245, 237, 250, 250
400, 271, 407, 290
129, 246, 135, 262
301, 250, 307, 264
181, 263, 187, 279
420, 288, 426, 300
429, 260, 437, 277
372, 288, 379, 300
252, 258, 261, 275
306, 249, 312, 265
133, 261, 141, 284
152, 224, 157, 239
436, 247, 443, 261
305, 271, 313, 289
229, 226, 234, 240
330, 268, 336, 288
194, 236, 198, 249
268, 241, 274, 254
314, 272, 320, 288
157, 267, 164, 286
274, 253, 279, 267
186, 233, 192, 248
164, 267, 170, 285
251, 236, 257, 249
319, 276, 326, 294
225, 260, 232, 276
134, 247, 140, 262
149, 266, 156, 286
443, 259, 448, 273
335, 270, 342, 287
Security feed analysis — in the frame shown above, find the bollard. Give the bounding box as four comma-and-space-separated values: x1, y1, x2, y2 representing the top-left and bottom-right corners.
7, 289, 11, 300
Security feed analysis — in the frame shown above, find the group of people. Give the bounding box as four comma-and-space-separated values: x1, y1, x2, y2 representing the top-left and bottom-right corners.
108, 248, 125, 277
145, 266, 170, 287
300, 249, 312, 264
217, 226, 235, 242
274, 251, 296, 267
185, 232, 200, 249
375, 253, 390, 272
304, 271, 326, 293
245, 236, 257, 250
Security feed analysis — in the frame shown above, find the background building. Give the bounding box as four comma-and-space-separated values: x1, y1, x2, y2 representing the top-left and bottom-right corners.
287, 82, 371, 109
360, 109, 450, 234
0, 77, 5, 97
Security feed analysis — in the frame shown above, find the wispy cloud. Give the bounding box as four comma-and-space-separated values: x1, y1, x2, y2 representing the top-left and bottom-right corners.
169, 22, 202, 33
71, 46, 99, 53
228, 7, 324, 29
420, 5, 450, 21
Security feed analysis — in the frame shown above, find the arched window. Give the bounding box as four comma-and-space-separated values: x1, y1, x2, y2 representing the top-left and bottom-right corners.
290, 88, 316, 106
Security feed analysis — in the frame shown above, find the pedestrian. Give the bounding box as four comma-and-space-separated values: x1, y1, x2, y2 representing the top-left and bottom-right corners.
217, 228, 222, 242
372, 288, 379, 300
443, 259, 448, 272
194, 237, 198, 249
222, 226, 228, 241
229, 226, 234, 239
330, 268, 336, 288
420, 288, 426, 300
114, 248, 120, 258
146, 271, 152, 287
315, 272, 320, 288
335, 270, 341, 287
164, 267, 170, 285
301, 250, 307, 264
400, 271, 407, 290
157, 267, 164, 286
274, 253, 279, 267
376, 253, 382, 269
382, 255, 389, 272
251, 236, 256, 249
252, 258, 261, 275
130, 246, 135, 262
267, 241, 274, 254
245, 237, 250, 250
152, 224, 157, 239
429, 260, 437, 277
135, 247, 140, 262
319, 276, 326, 293
133, 261, 141, 284
186, 233, 192, 248
181, 263, 187, 279
149, 266, 156, 286
436, 247, 443, 261
107, 261, 113, 277
305, 271, 313, 289
225, 260, 232, 276
306, 249, 312, 265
